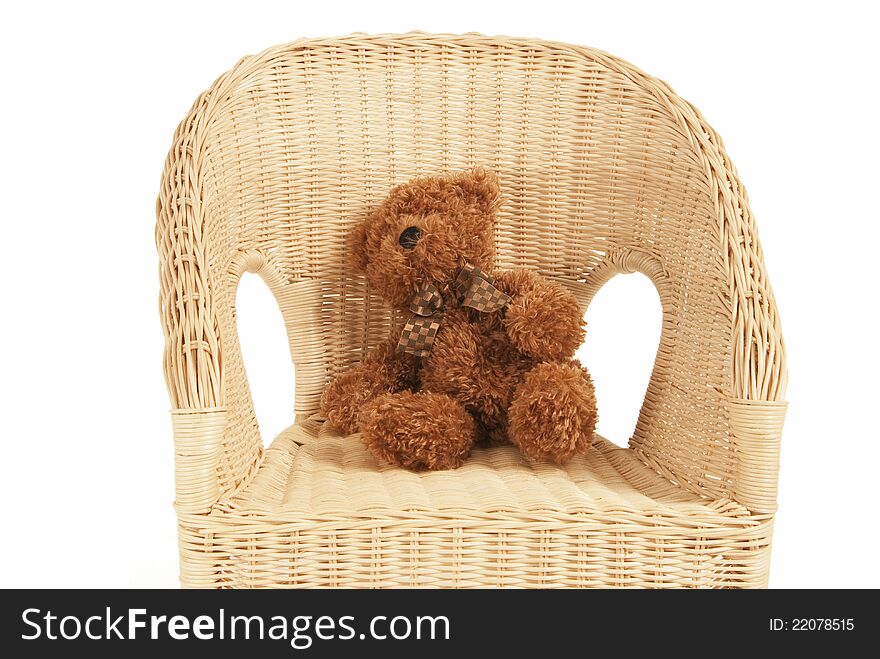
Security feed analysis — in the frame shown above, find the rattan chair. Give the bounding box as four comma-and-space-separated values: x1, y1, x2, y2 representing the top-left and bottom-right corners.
157, 33, 787, 588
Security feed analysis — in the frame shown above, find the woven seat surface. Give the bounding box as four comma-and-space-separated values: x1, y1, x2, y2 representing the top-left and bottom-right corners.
232, 422, 752, 523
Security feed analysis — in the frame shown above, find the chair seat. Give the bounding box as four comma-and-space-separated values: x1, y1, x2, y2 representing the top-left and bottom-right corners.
231, 419, 751, 521
180, 420, 772, 588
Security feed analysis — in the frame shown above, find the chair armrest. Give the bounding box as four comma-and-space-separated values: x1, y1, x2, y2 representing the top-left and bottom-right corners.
580, 89, 787, 514
710, 109, 788, 514
156, 92, 263, 514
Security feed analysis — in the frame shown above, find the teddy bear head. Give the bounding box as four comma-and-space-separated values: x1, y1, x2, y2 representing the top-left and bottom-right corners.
349, 168, 500, 309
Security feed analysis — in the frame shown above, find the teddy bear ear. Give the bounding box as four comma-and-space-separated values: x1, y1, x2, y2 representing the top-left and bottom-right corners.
452, 168, 501, 214
347, 222, 370, 272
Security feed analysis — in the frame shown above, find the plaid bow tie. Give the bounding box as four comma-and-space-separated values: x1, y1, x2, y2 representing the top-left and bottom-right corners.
396, 263, 512, 357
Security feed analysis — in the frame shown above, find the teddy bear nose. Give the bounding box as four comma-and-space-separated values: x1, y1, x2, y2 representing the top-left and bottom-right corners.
398, 226, 421, 249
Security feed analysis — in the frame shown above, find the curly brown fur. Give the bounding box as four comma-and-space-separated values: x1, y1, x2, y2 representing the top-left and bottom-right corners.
507, 361, 598, 463
348, 168, 500, 309
359, 392, 476, 470
322, 168, 598, 470
320, 338, 419, 433
499, 269, 586, 361
419, 307, 539, 443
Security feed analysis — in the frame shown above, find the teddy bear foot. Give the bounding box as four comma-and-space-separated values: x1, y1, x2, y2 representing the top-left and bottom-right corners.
358, 391, 477, 471
507, 361, 598, 463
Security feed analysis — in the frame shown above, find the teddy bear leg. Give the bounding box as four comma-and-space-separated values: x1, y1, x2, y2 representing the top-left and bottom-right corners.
358, 391, 477, 471
507, 362, 597, 463
320, 339, 418, 434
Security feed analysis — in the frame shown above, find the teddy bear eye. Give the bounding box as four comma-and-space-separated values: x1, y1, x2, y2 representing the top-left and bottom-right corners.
398, 226, 421, 250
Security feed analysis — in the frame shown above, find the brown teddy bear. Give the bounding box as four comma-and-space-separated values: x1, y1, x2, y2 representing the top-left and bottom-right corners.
321, 168, 597, 471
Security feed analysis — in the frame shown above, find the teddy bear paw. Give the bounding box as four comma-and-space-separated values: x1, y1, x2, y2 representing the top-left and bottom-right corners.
508, 362, 597, 463
359, 391, 477, 471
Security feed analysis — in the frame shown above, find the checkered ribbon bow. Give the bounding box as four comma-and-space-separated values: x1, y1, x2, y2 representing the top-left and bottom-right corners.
396, 263, 512, 356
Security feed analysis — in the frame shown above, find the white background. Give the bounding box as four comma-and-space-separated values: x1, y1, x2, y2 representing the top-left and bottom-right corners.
1, 0, 877, 588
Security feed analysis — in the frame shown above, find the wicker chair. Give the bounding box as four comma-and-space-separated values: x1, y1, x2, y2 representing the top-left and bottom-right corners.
157, 33, 787, 588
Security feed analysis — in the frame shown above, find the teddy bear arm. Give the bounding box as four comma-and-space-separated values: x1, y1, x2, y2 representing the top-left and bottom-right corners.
320, 338, 418, 433
498, 269, 586, 361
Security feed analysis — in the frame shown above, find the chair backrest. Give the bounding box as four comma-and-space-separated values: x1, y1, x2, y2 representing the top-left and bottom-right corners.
159, 33, 785, 504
